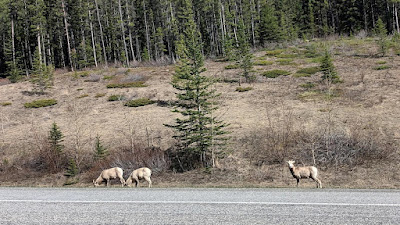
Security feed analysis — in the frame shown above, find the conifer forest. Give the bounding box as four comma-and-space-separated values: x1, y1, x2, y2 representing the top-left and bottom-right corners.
0, 0, 398, 78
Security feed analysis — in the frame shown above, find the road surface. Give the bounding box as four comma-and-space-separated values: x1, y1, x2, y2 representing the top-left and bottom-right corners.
0, 187, 399, 224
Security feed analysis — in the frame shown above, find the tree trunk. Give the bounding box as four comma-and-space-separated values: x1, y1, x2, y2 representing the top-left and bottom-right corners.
88, 8, 98, 67
11, 18, 16, 65
61, 0, 74, 71
143, 0, 151, 60
94, 0, 108, 67
118, 0, 129, 66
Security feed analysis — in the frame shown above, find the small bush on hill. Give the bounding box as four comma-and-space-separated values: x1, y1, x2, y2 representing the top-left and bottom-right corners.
295, 67, 321, 76
376, 60, 386, 64
224, 64, 240, 70
265, 49, 284, 56
299, 82, 316, 90
236, 87, 253, 92
254, 60, 273, 66
0, 102, 11, 106
95, 93, 106, 98
262, 70, 290, 78
276, 59, 295, 65
24, 99, 57, 108
108, 95, 125, 101
373, 65, 391, 70
275, 54, 298, 58
106, 81, 147, 88
124, 98, 155, 107
77, 94, 89, 99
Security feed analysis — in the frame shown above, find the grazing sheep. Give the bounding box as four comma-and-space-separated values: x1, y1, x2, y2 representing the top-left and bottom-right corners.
125, 167, 152, 188
287, 160, 322, 188
93, 167, 125, 187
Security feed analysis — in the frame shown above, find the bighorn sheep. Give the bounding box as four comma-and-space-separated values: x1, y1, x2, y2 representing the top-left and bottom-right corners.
93, 167, 125, 187
125, 167, 152, 188
287, 160, 322, 188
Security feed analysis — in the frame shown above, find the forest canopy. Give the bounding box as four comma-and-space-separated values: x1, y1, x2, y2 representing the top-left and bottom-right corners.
0, 0, 397, 78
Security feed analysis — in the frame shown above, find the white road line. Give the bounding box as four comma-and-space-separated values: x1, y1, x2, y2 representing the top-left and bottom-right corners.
0, 200, 399, 207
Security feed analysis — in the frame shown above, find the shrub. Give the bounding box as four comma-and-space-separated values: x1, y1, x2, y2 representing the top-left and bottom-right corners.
262, 70, 290, 78
124, 98, 155, 107
108, 95, 126, 101
265, 49, 284, 56
103, 75, 114, 80
77, 94, 89, 99
236, 86, 253, 92
224, 64, 240, 70
0, 102, 11, 106
295, 67, 321, 76
276, 59, 295, 65
376, 61, 386, 65
95, 93, 106, 98
373, 65, 391, 70
299, 82, 316, 89
275, 54, 297, 58
106, 81, 147, 88
254, 60, 273, 66
24, 99, 57, 108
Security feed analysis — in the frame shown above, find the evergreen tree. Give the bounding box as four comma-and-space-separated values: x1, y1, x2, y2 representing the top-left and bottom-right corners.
374, 18, 388, 56
320, 49, 340, 84
258, 1, 281, 45
47, 122, 64, 172
49, 122, 64, 154
30, 47, 54, 94
166, 0, 228, 171
237, 19, 254, 83
64, 158, 78, 177
94, 135, 108, 161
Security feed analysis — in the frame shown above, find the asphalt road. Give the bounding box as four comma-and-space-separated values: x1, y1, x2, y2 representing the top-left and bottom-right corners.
0, 187, 399, 224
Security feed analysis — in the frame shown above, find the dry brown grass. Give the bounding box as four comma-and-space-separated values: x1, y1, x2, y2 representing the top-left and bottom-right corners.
1, 38, 400, 188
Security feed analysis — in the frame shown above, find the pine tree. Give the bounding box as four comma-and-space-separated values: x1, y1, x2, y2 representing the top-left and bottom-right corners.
258, 2, 281, 44
320, 49, 340, 84
94, 135, 108, 161
166, 0, 228, 171
237, 19, 254, 83
49, 122, 64, 154
65, 158, 78, 177
374, 18, 388, 56
47, 122, 64, 172
30, 47, 54, 94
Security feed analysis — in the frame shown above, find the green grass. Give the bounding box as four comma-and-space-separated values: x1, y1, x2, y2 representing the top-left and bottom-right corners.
299, 82, 316, 89
0, 102, 11, 106
276, 59, 295, 65
253, 60, 274, 66
295, 67, 321, 77
108, 95, 125, 101
265, 49, 284, 56
24, 99, 57, 108
376, 61, 387, 65
373, 65, 391, 70
77, 94, 89, 99
262, 70, 290, 78
235, 86, 253, 92
103, 75, 114, 80
275, 54, 298, 58
106, 81, 147, 88
224, 64, 240, 70
124, 98, 155, 107
95, 93, 106, 98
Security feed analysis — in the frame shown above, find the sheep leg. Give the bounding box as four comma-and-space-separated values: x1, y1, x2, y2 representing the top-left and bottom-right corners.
119, 176, 125, 187
296, 178, 299, 187
316, 178, 322, 188
135, 178, 139, 187
145, 177, 152, 188
106, 179, 110, 187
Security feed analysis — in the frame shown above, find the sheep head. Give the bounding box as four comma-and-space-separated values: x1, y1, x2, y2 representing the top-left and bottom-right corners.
287, 160, 295, 168
93, 179, 100, 187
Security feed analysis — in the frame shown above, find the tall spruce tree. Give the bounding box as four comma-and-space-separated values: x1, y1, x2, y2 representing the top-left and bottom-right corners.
374, 18, 388, 56
166, 0, 228, 171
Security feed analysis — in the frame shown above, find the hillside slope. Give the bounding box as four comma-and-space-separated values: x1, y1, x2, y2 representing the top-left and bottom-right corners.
1, 39, 400, 188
